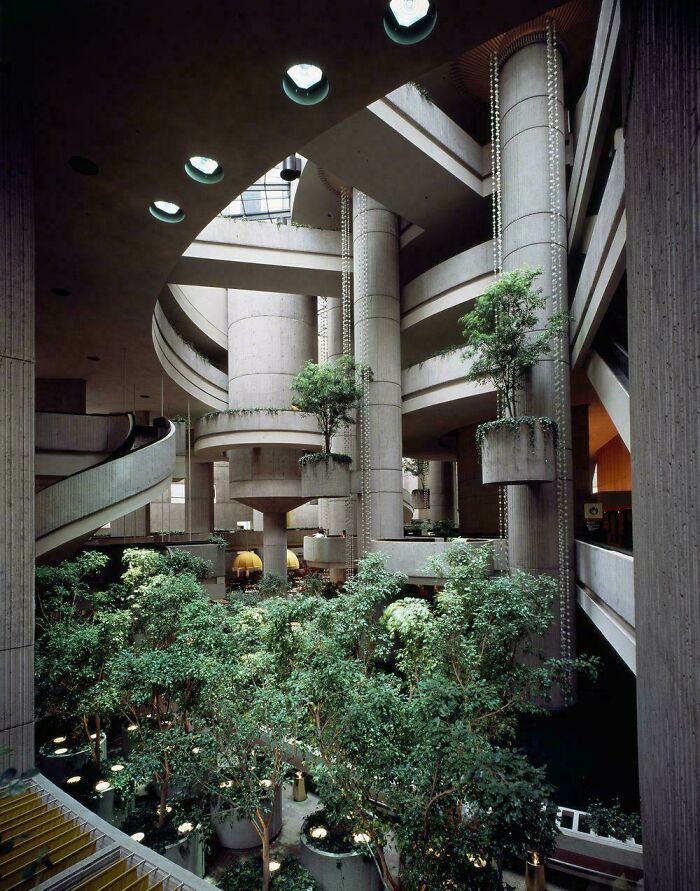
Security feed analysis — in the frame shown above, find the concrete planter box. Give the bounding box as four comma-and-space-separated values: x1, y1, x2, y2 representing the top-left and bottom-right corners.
299, 828, 382, 891
411, 488, 430, 510
211, 785, 282, 850
480, 420, 556, 485
164, 827, 205, 877
301, 456, 351, 498
303, 535, 346, 569
38, 732, 107, 784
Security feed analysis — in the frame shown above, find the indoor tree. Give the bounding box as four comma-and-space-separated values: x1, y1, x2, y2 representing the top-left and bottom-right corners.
402, 458, 429, 492
291, 356, 366, 456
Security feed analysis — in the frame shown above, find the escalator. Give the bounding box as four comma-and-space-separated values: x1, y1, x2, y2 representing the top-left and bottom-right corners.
35, 413, 176, 558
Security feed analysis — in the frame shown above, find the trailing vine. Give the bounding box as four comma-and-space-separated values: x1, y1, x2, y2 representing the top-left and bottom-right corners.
298, 452, 352, 468
475, 416, 558, 453
199, 407, 290, 421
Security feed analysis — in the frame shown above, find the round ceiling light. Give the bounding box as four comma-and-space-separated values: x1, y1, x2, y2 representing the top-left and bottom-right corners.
69, 155, 99, 176
51, 287, 71, 297
283, 64, 329, 105
87, 355, 100, 362
149, 200, 185, 223
384, 0, 437, 44
185, 156, 224, 184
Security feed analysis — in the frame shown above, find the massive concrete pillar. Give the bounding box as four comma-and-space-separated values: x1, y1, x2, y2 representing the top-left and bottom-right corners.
110, 507, 150, 538
352, 191, 403, 544
622, 1, 700, 884
500, 37, 574, 692
0, 16, 34, 772
186, 461, 214, 536
427, 461, 455, 523
227, 289, 317, 575
457, 426, 499, 536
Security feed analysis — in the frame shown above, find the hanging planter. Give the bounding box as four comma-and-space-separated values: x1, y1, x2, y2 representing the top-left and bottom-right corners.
478, 417, 556, 485
300, 453, 352, 498
411, 488, 430, 510
211, 784, 283, 850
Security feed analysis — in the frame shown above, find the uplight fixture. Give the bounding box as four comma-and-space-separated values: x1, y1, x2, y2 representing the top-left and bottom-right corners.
54, 748, 68, 755
149, 200, 185, 223
95, 781, 111, 793
269, 861, 281, 874
310, 826, 328, 840
283, 64, 329, 105
353, 832, 371, 844
66, 775, 81, 784
53, 736, 67, 744
185, 156, 224, 184
110, 764, 125, 772
178, 822, 194, 834
384, 0, 437, 44
131, 832, 145, 842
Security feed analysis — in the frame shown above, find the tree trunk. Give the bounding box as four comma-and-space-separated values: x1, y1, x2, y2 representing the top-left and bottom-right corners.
261, 825, 270, 891
325, 431, 331, 454
94, 713, 101, 767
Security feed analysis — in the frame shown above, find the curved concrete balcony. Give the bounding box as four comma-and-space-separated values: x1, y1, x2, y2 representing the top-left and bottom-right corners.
401, 240, 493, 367
193, 410, 322, 459
401, 350, 496, 455
36, 412, 133, 477
167, 283, 227, 352
304, 534, 346, 568
152, 301, 228, 411
368, 537, 497, 583
36, 420, 176, 557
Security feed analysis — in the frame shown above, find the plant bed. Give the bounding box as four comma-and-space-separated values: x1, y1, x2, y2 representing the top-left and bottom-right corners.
164, 824, 205, 877
478, 417, 556, 485
299, 812, 382, 891
211, 783, 283, 850
38, 731, 107, 784
300, 453, 352, 498
121, 809, 205, 877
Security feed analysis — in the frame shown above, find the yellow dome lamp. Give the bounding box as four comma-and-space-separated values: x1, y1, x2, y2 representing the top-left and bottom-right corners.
287, 549, 300, 571
232, 550, 262, 577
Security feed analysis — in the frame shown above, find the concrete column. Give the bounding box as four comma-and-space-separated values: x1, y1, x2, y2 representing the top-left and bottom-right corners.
353, 191, 403, 543
457, 426, 499, 536
262, 511, 287, 579
427, 461, 455, 523
110, 507, 150, 538
0, 18, 34, 772
186, 461, 214, 536
622, 1, 700, 883
500, 37, 574, 691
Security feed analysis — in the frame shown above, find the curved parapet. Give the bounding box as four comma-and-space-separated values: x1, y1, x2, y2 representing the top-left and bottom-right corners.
304, 535, 346, 569
193, 409, 322, 459
152, 301, 228, 411
368, 537, 497, 583
36, 420, 176, 557
35, 412, 133, 477
168, 283, 227, 352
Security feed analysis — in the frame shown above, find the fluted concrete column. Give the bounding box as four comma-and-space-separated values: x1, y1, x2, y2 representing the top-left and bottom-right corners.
186, 461, 214, 535
110, 507, 150, 537
427, 461, 455, 523
457, 426, 499, 536
353, 191, 403, 543
500, 37, 574, 688
262, 512, 287, 579
0, 21, 34, 772
622, 1, 700, 884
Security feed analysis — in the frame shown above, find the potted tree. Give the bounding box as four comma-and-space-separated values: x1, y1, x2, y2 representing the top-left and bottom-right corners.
459, 266, 567, 485
403, 458, 430, 510
291, 357, 366, 498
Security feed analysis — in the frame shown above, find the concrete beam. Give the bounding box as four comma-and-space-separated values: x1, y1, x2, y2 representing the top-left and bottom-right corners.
585, 350, 630, 449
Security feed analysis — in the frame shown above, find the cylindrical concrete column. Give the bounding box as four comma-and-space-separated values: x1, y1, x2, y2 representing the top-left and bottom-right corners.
186, 461, 214, 536
622, 1, 700, 883
262, 512, 287, 579
0, 21, 34, 772
427, 461, 455, 523
457, 426, 499, 537
500, 37, 574, 687
353, 191, 403, 543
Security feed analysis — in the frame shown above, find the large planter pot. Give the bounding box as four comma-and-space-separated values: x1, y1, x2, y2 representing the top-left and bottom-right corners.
38, 732, 107, 784
164, 826, 205, 877
301, 456, 351, 498
299, 825, 382, 891
211, 785, 282, 850
480, 419, 556, 485
411, 488, 430, 510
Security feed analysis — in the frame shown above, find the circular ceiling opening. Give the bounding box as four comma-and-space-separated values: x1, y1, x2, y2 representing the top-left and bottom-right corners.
69, 155, 99, 176
51, 287, 71, 297
384, 0, 437, 44
149, 200, 185, 223
185, 156, 224, 184
282, 64, 329, 105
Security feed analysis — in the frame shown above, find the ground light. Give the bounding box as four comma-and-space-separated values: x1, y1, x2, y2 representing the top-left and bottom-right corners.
384, 0, 437, 44
283, 64, 329, 105
149, 200, 185, 223
185, 156, 224, 184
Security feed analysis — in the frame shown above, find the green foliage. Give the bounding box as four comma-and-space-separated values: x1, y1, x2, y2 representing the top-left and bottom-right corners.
475, 416, 558, 453
402, 457, 429, 488
208, 534, 227, 550
218, 858, 318, 891
459, 266, 568, 418
430, 518, 457, 539
256, 573, 289, 599
586, 799, 642, 842
200, 407, 282, 421
291, 357, 367, 453
297, 452, 351, 467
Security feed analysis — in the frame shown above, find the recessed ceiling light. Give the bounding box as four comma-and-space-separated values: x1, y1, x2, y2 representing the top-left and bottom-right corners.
283, 64, 329, 105
149, 200, 185, 223
69, 155, 99, 176
139, 394, 150, 399
87, 355, 100, 361
185, 156, 224, 184
384, 0, 437, 44
51, 287, 71, 297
